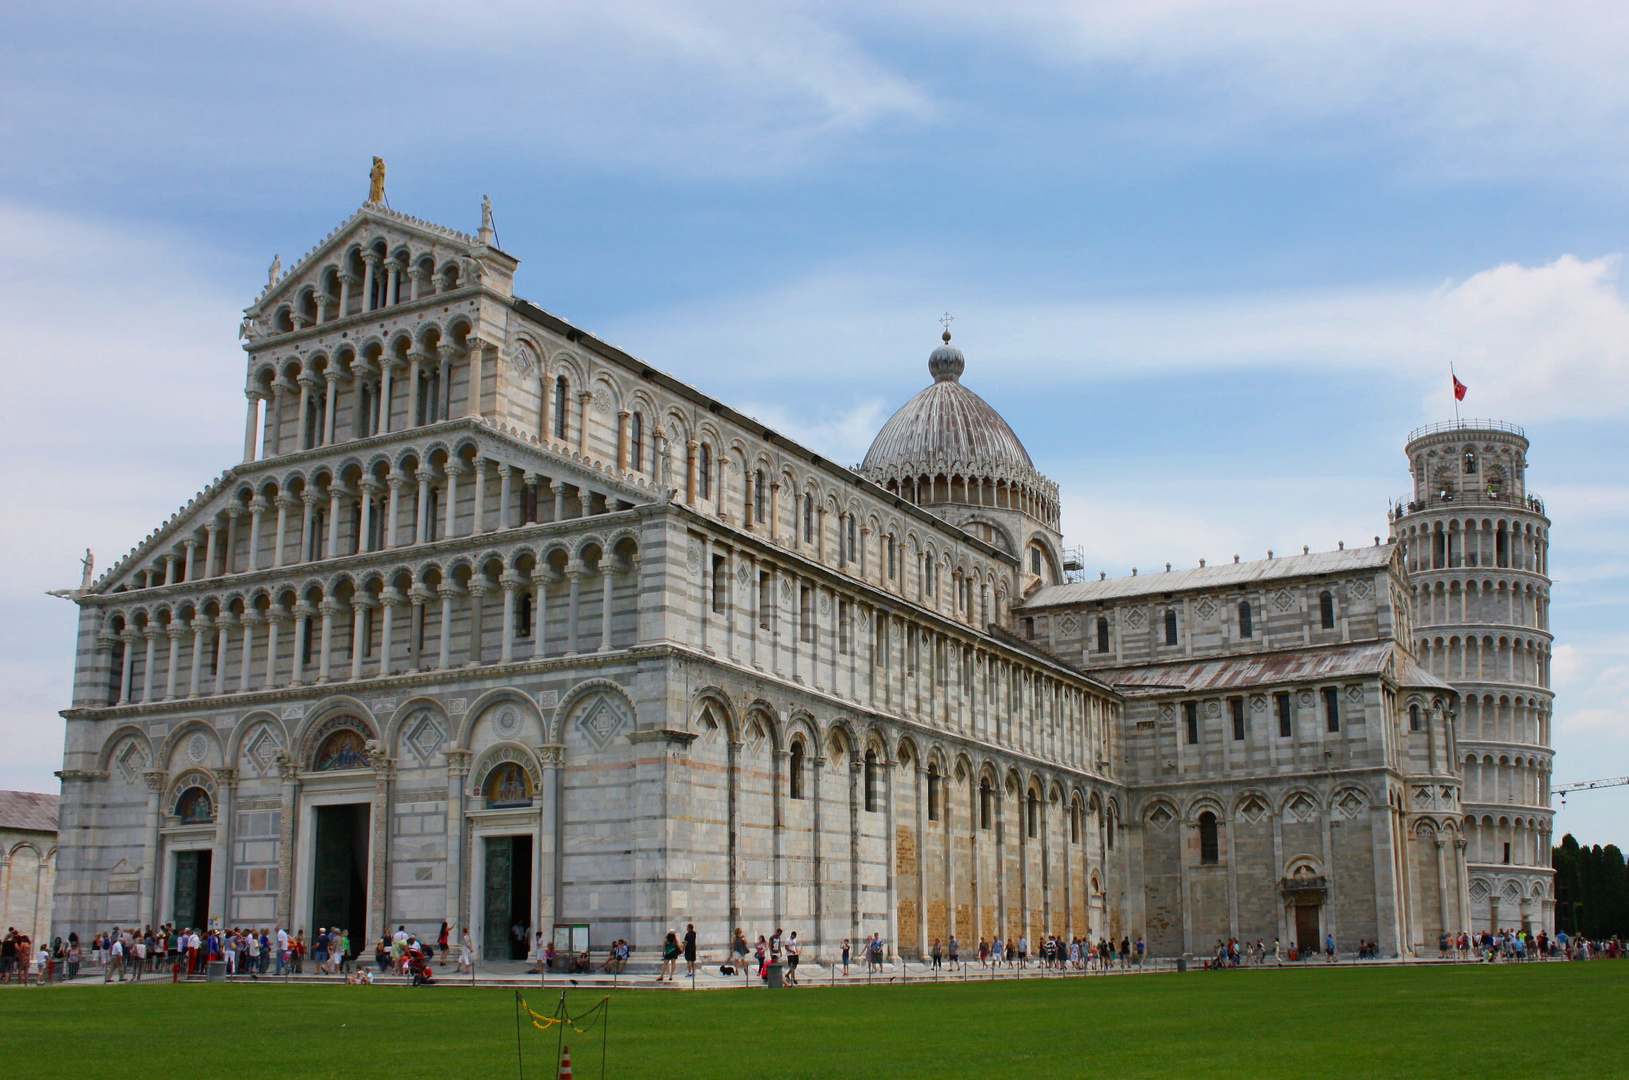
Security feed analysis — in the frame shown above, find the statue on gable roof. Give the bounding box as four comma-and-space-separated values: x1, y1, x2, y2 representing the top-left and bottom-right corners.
267, 254, 281, 287
369, 156, 387, 205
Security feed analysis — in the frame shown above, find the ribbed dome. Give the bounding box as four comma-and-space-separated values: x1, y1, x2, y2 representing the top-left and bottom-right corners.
861, 334, 1035, 475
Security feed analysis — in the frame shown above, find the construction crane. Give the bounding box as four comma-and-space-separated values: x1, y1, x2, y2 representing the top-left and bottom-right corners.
1552, 776, 1629, 804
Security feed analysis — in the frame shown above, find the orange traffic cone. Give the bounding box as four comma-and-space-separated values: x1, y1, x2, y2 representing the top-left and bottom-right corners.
558, 1045, 573, 1080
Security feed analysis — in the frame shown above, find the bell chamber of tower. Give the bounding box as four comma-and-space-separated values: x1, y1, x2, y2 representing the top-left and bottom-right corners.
1390, 419, 1555, 935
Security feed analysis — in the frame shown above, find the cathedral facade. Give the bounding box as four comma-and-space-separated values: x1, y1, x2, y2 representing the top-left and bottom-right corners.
51, 196, 1554, 960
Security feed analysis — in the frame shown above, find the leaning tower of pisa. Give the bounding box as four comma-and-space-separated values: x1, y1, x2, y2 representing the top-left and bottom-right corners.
1391, 420, 1555, 936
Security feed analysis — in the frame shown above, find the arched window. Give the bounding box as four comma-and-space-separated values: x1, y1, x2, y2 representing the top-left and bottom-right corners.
789, 740, 806, 800
630, 412, 644, 472
484, 762, 533, 809
887, 534, 897, 578
927, 763, 941, 822
698, 444, 712, 500
803, 494, 814, 542
176, 786, 213, 824
1238, 601, 1253, 639
1069, 801, 1081, 844
1031, 547, 1042, 576
1096, 616, 1110, 654
1464, 449, 1478, 474
553, 376, 568, 439
516, 590, 533, 638
1198, 811, 1219, 864
753, 469, 766, 524
846, 515, 857, 563
864, 749, 880, 812
1320, 590, 1335, 630
1409, 704, 1422, 731
1165, 609, 1178, 646
1026, 791, 1040, 838
979, 778, 994, 830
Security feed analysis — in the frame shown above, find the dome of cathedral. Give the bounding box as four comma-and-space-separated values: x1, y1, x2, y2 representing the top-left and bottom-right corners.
861, 332, 1036, 475
859, 332, 1060, 529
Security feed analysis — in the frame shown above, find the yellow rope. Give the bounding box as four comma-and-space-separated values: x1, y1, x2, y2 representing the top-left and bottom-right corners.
519, 994, 610, 1036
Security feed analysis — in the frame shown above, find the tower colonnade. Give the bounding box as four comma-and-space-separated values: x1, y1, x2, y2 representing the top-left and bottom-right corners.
1392, 420, 1554, 935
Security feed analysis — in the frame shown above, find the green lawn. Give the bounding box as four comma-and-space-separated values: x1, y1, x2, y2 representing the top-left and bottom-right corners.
5, 963, 1624, 1079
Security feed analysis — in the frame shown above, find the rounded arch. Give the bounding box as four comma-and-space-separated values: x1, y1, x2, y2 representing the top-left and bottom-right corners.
458, 686, 548, 748
550, 678, 638, 746
160, 720, 224, 772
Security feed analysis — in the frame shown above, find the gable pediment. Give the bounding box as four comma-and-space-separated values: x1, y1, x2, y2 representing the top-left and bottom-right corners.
245, 204, 515, 338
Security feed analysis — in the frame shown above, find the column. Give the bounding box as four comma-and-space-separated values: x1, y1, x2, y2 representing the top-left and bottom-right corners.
248, 498, 266, 569
350, 597, 370, 681
443, 463, 461, 538
164, 624, 182, 700
408, 584, 430, 672
296, 375, 315, 450
445, 750, 471, 944
317, 599, 340, 682
299, 491, 318, 562
182, 539, 198, 582
465, 581, 488, 666
437, 344, 455, 422
565, 566, 583, 655
275, 754, 299, 931
358, 481, 379, 553
368, 754, 392, 944
438, 586, 457, 669
378, 359, 394, 434
576, 391, 590, 454
187, 615, 208, 698
326, 487, 344, 560
498, 464, 514, 529
224, 509, 240, 575
415, 471, 431, 544
464, 338, 485, 419
552, 480, 565, 523
272, 495, 293, 568
385, 475, 404, 548
685, 440, 699, 503
598, 558, 616, 652
290, 603, 313, 686
140, 771, 166, 933
323, 372, 340, 445
406, 351, 423, 427
531, 570, 551, 655
117, 630, 136, 704
243, 391, 263, 462
238, 612, 260, 692
616, 410, 630, 470
266, 382, 287, 457
203, 523, 220, 579
500, 576, 520, 663
263, 611, 284, 689
214, 613, 233, 695
379, 588, 402, 676
387, 262, 401, 306
471, 458, 487, 533
361, 251, 379, 312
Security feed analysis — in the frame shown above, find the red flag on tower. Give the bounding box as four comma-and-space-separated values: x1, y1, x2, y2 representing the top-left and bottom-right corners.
1452, 374, 1468, 401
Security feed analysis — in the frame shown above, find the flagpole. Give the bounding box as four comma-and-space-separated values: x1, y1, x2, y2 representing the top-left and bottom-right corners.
1450, 362, 1460, 425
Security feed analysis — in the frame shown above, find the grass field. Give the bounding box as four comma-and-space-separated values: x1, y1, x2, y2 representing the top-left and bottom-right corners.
5, 963, 1624, 1079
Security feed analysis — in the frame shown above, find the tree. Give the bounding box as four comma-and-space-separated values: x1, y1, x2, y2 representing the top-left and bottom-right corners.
1553, 834, 1629, 937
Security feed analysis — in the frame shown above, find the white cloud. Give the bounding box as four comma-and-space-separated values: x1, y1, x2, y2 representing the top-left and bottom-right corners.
606, 253, 1629, 423
0, 199, 244, 792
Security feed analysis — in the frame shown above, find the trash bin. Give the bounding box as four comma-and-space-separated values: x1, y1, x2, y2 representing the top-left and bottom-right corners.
764, 962, 785, 988
1176, 956, 1188, 973
206, 960, 227, 982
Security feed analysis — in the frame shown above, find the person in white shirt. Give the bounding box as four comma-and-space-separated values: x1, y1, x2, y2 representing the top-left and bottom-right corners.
276, 928, 289, 975
105, 937, 125, 982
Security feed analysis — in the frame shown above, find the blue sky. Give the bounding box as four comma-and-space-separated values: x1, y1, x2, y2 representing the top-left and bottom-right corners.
3, 1, 1626, 840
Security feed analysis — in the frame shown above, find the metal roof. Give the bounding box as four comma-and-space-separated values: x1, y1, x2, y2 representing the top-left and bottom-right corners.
1093, 641, 1452, 695
1021, 544, 1397, 609
0, 790, 58, 834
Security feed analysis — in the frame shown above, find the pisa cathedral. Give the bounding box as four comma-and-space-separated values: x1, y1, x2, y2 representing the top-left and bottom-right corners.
51, 193, 1556, 960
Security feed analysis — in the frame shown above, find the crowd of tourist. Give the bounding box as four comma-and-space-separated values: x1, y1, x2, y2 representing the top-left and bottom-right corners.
9, 921, 1623, 985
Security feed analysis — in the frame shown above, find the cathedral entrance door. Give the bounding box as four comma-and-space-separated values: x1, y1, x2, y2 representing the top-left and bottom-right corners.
312, 804, 369, 957
483, 835, 533, 960
1294, 904, 1320, 953
173, 850, 211, 930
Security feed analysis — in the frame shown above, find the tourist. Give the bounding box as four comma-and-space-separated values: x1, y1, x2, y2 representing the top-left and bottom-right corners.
66, 935, 81, 980
2, 928, 16, 984
785, 931, 800, 984
754, 935, 768, 979
458, 928, 474, 974
438, 920, 451, 967
989, 935, 1002, 969
949, 935, 960, 969
376, 935, 390, 974
840, 938, 851, 975
683, 922, 698, 977
659, 930, 680, 982
104, 933, 123, 982
868, 933, 885, 973
313, 926, 329, 974
732, 928, 750, 971
931, 938, 943, 971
